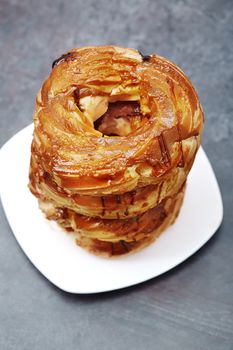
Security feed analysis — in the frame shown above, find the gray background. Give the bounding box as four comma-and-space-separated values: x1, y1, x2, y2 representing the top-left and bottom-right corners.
0, 0, 233, 349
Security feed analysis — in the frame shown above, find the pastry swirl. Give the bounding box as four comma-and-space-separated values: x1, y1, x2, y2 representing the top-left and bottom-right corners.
29, 45, 204, 256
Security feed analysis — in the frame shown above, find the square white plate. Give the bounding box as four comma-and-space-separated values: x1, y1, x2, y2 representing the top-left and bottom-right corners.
0, 124, 223, 294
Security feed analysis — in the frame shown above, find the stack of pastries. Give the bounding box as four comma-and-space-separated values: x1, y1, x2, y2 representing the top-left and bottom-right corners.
29, 46, 204, 256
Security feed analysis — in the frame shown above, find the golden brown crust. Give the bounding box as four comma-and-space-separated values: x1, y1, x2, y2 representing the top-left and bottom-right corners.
75, 184, 185, 257
38, 183, 185, 256
29, 45, 204, 256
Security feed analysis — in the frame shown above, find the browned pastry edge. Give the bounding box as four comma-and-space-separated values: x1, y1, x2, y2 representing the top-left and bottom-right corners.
40, 184, 185, 257
75, 184, 185, 257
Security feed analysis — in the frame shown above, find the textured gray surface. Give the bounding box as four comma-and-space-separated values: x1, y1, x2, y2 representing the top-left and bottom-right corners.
0, 0, 233, 349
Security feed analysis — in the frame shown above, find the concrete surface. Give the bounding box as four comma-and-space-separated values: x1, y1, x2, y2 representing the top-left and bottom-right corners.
0, 0, 233, 349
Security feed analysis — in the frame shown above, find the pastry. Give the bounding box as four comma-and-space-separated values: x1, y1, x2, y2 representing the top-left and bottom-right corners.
29, 45, 204, 256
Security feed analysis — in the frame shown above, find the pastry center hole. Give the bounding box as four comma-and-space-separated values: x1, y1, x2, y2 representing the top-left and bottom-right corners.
94, 101, 142, 137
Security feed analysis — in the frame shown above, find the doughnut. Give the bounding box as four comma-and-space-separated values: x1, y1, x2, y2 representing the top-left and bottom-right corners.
29, 45, 204, 256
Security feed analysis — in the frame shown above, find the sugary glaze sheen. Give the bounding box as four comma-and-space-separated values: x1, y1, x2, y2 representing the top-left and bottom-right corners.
29, 45, 204, 256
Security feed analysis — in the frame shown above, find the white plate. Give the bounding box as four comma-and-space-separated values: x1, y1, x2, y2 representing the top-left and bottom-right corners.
0, 124, 223, 294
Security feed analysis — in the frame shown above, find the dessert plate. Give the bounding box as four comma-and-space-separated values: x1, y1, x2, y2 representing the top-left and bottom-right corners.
0, 124, 223, 294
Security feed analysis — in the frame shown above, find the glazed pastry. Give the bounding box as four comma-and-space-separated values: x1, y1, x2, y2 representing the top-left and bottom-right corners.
29, 45, 204, 256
